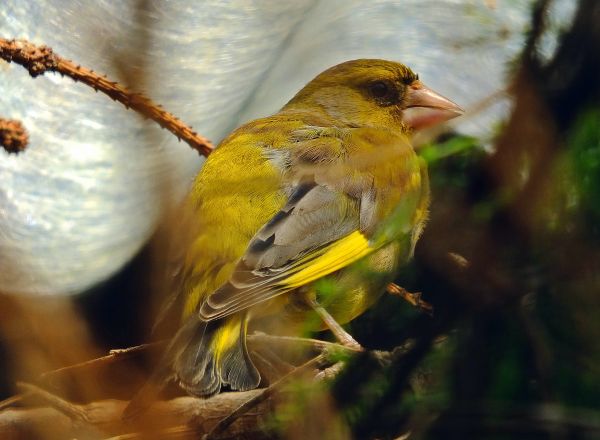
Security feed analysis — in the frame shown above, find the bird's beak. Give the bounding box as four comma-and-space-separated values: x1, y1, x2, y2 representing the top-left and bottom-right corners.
402, 81, 464, 130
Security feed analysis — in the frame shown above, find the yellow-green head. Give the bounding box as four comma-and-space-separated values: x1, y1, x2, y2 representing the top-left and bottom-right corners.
284, 59, 463, 131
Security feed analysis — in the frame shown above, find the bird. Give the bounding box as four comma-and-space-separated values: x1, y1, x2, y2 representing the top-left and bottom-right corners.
126, 59, 462, 412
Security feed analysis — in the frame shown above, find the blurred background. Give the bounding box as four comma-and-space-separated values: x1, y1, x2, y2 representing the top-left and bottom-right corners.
1, 0, 598, 438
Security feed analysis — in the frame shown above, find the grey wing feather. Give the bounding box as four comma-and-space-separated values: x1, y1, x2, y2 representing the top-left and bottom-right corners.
199, 177, 362, 321
246, 181, 357, 268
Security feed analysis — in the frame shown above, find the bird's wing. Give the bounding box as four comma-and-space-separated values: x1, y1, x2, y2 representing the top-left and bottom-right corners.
199, 178, 369, 321
199, 126, 422, 321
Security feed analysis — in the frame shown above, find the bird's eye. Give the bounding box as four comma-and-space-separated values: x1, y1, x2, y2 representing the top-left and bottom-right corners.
369, 81, 389, 98
367, 80, 398, 105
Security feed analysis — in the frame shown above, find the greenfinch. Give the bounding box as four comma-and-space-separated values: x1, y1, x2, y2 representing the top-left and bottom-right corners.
129, 59, 462, 406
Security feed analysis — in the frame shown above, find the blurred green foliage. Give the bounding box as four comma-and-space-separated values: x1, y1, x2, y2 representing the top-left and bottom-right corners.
316, 57, 600, 436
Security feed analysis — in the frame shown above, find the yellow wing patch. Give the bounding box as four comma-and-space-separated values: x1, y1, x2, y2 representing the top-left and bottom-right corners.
282, 230, 373, 289
213, 316, 242, 362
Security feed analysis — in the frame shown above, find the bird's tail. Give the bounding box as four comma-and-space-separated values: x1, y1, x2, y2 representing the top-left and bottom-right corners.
174, 313, 260, 397
123, 313, 260, 419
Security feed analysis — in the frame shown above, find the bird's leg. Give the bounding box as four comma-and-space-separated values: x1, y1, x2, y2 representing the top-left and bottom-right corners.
303, 296, 363, 351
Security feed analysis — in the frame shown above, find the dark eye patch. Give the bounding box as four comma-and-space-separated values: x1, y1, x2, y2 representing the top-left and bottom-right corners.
369, 81, 389, 98
367, 80, 399, 106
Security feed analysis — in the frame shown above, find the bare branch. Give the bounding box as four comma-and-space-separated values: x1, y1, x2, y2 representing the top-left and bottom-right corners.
0, 391, 269, 440
16, 382, 89, 423
205, 354, 325, 440
0, 38, 214, 157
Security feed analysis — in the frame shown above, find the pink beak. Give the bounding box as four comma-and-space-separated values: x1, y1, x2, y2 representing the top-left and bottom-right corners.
402, 81, 464, 130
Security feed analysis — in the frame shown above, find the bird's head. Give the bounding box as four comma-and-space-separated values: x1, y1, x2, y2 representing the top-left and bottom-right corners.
283, 59, 463, 131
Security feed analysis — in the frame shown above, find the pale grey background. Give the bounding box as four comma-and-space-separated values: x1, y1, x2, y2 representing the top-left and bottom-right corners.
0, 0, 575, 295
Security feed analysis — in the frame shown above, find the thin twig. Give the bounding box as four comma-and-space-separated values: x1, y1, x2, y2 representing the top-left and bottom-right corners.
0, 38, 214, 156
0, 342, 159, 410
39, 342, 161, 381
248, 332, 361, 355
315, 361, 345, 381
0, 393, 31, 411
16, 382, 89, 423
447, 252, 470, 270
386, 283, 434, 315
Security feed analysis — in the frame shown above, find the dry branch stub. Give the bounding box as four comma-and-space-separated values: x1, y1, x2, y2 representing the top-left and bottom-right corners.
0, 118, 29, 153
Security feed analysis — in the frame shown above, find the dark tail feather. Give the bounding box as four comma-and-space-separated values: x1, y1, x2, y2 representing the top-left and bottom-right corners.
174, 317, 222, 397
123, 314, 260, 419
219, 316, 261, 392
176, 313, 260, 395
